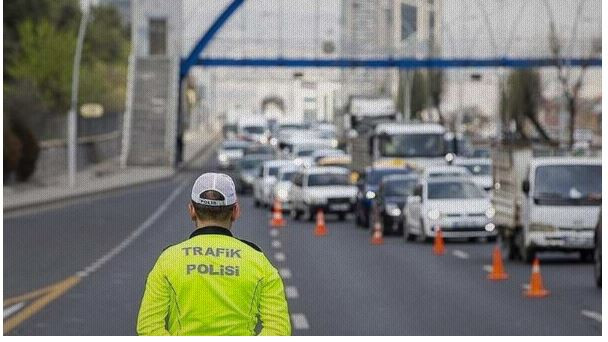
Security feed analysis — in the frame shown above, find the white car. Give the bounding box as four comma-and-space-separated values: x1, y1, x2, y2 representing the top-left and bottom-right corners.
253, 160, 295, 207
403, 177, 496, 242
216, 140, 250, 169
237, 116, 269, 144
453, 158, 493, 191
289, 167, 358, 221
422, 165, 471, 179
271, 166, 299, 211
311, 149, 346, 165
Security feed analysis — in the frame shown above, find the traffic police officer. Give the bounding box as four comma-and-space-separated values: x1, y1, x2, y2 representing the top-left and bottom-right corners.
137, 173, 291, 335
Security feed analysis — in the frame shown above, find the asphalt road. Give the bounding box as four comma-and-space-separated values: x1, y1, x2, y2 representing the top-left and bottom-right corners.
3, 145, 602, 335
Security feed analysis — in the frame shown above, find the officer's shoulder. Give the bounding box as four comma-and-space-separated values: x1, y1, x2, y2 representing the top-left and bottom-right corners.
235, 238, 263, 253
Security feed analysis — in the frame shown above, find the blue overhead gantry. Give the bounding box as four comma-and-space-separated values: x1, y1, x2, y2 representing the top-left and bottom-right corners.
180, 0, 601, 80
174, 0, 601, 166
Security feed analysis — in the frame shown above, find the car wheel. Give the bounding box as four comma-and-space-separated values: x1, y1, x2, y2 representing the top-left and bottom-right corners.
595, 244, 602, 288
403, 218, 415, 242
306, 207, 315, 222
355, 208, 363, 226
291, 208, 301, 221
520, 246, 536, 263
580, 250, 594, 262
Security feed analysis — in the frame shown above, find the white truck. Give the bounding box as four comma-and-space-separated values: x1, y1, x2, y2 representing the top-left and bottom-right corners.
350, 122, 448, 174
492, 144, 602, 262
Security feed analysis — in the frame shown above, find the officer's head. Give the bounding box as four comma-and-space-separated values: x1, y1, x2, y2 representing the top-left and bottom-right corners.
188, 173, 241, 228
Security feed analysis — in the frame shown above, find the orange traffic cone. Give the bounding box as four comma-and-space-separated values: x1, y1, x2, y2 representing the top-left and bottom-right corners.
487, 245, 509, 280
313, 209, 328, 236
269, 200, 286, 228
371, 215, 384, 245
525, 258, 549, 298
433, 226, 445, 255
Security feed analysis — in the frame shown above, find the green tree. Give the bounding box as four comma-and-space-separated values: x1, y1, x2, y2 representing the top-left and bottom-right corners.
503, 69, 553, 143
8, 20, 77, 114
410, 71, 428, 120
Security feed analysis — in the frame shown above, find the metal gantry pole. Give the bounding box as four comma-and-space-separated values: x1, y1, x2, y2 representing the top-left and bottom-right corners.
68, 3, 91, 187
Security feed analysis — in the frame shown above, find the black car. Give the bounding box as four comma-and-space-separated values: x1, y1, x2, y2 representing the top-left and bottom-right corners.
370, 174, 419, 235
355, 167, 414, 228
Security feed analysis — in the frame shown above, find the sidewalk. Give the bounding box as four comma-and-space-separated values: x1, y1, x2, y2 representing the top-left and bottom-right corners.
3, 127, 221, 212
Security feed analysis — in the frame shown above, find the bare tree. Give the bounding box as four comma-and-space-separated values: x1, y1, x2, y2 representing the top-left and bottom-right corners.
544, 0, 601, 148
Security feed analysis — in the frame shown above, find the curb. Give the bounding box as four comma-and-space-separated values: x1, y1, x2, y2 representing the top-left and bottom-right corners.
3, 131, 221, 213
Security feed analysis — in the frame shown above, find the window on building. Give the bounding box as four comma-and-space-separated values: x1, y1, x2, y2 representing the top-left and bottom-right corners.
401, 4, 417, 41
149, 18, 167, 56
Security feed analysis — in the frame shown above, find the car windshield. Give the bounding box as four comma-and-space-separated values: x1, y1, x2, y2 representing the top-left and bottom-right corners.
240, 158, 267, 170
280, 171, 296, 181
297, 149, 315, 157
268, 166, 281, 177
367, 169, 411, 186
222, 142, 249, 150
379, 133, 445, 158
308, 173, 350, 186
533, 165, 602, 206
243, 126, 266, 134
429, 171, 466, 178
472, 148, 491, 158
245, 145, 274, 155
428, 181, 487, 199
460, 164, 491, 175
384, 179, 417, 197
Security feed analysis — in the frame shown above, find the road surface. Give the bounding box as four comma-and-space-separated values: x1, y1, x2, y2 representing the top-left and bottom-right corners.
3, 145, 602, 335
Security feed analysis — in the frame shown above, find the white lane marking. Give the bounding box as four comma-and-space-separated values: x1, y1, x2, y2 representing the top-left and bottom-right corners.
3, 302, 25, 319
274, 252, 286, 262
279, 268, 292, 279
76, 181, 188, 278
482, 265, 493, 273
291, 313, 310, 330
581, 310, 602, 323
271, 240, 282, 249
452, 250, 469, 259
285, 286, 299, 299
269, 229, 280, 237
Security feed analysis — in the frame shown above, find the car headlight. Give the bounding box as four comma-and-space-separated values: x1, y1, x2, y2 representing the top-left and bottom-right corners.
243, 174, 254, 183
485, 207, 496, 219
365, 191, 376, 200
386, 203, 401, 217
218, 154, 228, 163
276, 188, 289, 200
529, 223, 557, 232
331, 139, 339, 148
427, 209, 441, 221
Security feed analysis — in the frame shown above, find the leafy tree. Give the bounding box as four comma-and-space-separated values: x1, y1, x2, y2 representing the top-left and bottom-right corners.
410, 71, 428, 120
503, 69, 553, 143
8, 20, 77, 114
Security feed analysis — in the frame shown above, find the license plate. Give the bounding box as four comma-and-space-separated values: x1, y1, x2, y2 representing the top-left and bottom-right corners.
455, 221, 475, 228
330, 204, 349, 211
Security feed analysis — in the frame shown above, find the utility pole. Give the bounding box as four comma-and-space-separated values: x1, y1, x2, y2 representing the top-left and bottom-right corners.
68, 1, 91, 187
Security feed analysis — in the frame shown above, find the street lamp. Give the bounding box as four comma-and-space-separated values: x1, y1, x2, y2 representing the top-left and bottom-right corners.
68, 0, 91, 187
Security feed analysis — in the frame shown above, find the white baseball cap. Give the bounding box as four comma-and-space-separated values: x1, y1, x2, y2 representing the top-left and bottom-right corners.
191, 173, 237, 207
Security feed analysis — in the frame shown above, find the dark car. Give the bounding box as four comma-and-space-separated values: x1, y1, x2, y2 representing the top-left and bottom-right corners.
235, 154, 273, 194
595, 213, 602, 288
355, 167, 413, 228
370, 174, 419, 235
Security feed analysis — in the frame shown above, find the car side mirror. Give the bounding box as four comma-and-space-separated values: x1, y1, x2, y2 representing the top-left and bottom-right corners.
522, 180, 530, 195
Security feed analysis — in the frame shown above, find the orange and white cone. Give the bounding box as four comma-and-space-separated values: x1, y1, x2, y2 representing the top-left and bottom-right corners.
314, 209, 328, 236
269, 200, 286, 228
487, 245, 509, 281
371, 215, 384, 245
433, 226, 445, 255
524, 258, 549, 298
